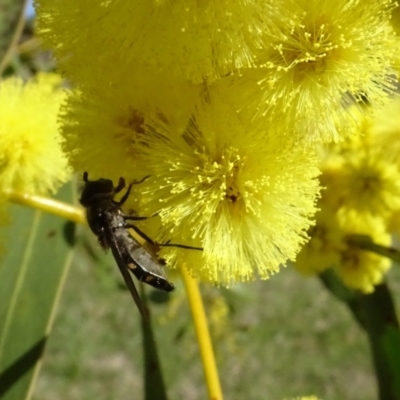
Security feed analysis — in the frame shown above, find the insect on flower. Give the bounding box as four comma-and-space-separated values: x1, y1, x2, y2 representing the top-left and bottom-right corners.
80, 172, 200, 318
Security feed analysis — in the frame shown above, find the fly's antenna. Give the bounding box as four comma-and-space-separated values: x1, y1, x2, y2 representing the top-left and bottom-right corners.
83, 171, 89, 182
132, 175, 150, 185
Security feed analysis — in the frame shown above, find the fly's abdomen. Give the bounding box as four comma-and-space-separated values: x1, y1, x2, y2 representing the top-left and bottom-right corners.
114, 228, 175, 292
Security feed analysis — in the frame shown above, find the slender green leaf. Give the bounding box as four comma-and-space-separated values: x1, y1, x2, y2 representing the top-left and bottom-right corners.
0, 183, 76, 400
0, 0, 27, 75
319, 269, 366, 329
140, 285, 168, 400
382, 327, 400, 398
321, 271, 400, 400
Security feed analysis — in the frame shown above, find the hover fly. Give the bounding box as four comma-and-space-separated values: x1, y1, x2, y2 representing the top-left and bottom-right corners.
80, 172, 200, 318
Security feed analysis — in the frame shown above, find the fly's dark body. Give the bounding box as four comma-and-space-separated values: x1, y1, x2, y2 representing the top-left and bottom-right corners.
80, 172, 174, 318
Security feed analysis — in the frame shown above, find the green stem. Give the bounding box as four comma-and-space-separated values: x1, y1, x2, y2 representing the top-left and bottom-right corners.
346, 234, 400, 265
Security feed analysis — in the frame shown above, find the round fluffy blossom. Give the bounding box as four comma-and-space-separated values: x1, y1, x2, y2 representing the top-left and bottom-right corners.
321, 111, 400, 222
35, 0, 274, 84
0, 74, 70, 194
364, 97, 400, 166
294, 207, 343, 276
334, 218, 391, 293
129, 87, 321, 284
61, 64, 197, 182
251, 0, 398, 143
295, 202, 392, 293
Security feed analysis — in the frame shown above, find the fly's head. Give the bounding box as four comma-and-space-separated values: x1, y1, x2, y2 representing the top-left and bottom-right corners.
80, 171, 126, 207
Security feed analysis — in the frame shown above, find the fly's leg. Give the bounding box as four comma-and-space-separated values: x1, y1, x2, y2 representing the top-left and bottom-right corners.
158, 242, 203, 251
124, 222, 203, 251
124, 213, 158, 222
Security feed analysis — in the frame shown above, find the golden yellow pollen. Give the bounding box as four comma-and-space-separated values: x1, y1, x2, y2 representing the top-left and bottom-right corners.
172, 146, 247, 212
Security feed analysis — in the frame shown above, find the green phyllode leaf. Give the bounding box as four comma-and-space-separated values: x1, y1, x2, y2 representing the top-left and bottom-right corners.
382, 326, 400, 398
320, 270, 400, 400
0, 183, 76, 400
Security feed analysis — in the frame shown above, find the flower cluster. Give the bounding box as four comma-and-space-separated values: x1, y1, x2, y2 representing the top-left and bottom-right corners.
295, 101, 400, 292
254, 0, 398, 142
35, 0, 399, 287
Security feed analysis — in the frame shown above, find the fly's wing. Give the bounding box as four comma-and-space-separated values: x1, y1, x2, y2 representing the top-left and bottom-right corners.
123, 231, 175, 292
103, 218, 148, 320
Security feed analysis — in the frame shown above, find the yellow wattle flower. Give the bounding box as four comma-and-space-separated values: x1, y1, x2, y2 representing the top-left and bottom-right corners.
61, 64, 197, 181
294, 202, 392, 293
365, 97, 400, 166
130, 87, 321, 285
294, 207, 343, 276
36, 0, 273, 84
321, 108, 400, 222
334, 217, 391, 293
0, 74, 70, 194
